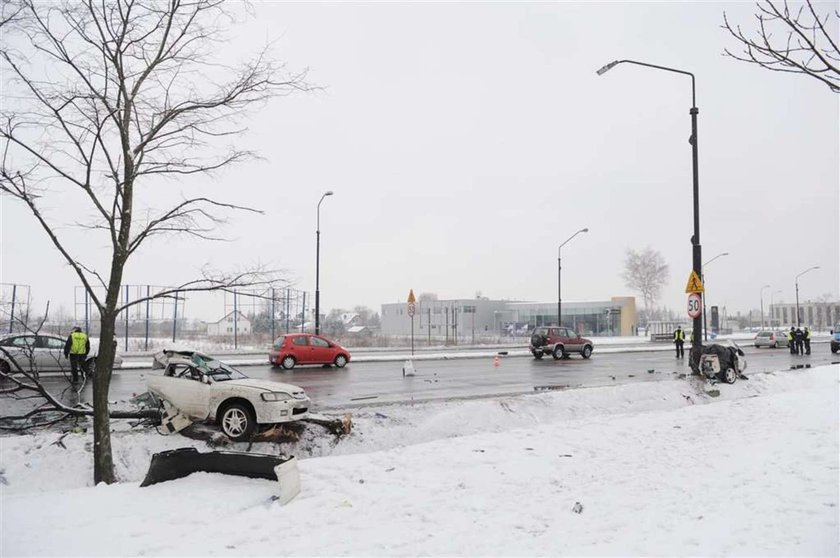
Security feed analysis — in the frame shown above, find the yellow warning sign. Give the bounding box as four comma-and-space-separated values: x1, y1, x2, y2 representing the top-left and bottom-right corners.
407, 289, 416, 304
684, 271, 705, 294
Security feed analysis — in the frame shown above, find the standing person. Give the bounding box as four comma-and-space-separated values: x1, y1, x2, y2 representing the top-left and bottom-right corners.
63, 326, 90, 383
804, 327, 811, 355
794, 327, 805, 356
673, 326, 685, 359
788, 327, 796, 355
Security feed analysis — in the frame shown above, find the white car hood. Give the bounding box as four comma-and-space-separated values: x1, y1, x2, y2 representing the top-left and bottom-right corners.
219, 378, 305, 395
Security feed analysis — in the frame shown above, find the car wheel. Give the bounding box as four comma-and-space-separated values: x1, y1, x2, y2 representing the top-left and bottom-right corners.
0, 359, 10, 375
532, 351, 543, 360
552, 346, 564, 360
754, 344, 760, 348
723, 367, 737, 384
581, 345, 592, 359
219, 403, 255, 442
281, 356, 296, 370
334, 354, 348, 368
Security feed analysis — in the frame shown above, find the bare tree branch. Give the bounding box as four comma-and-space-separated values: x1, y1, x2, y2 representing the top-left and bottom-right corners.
723, 0, 840, 93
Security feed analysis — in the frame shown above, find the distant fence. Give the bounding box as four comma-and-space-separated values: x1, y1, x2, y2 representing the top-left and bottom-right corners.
0, 282, 316, 349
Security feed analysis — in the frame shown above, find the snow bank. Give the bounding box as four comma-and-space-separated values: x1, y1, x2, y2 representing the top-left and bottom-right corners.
1, 365, 838, 556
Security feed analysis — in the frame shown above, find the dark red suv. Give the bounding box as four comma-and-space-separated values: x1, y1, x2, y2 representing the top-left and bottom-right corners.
269, 333, 351, 370
529, 326, 594, 360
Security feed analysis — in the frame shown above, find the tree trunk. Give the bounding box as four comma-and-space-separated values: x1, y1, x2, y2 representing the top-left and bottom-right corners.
93, 309, 117, 484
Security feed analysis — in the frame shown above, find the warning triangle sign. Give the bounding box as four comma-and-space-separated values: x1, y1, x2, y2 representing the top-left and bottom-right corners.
684, 271, 705, 294
407, 289, 416, 304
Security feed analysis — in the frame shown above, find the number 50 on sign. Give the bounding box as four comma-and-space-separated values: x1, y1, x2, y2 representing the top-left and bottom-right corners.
687, 292, 703, 319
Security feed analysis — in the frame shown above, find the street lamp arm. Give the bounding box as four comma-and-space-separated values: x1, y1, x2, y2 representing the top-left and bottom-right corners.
702, 252, 729, 268
596, 59, 696, 107
558, 227, 589, 254
795, 265, 820, 280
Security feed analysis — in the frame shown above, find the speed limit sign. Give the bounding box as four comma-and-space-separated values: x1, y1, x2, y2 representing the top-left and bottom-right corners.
687, 292, 703, 319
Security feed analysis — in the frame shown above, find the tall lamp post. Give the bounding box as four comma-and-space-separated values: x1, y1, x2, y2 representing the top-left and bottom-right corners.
759, 284, 771, 330
795, 265, 820, 327
315, 190, 334, 335
557, 228, 589, 328
701, 252, 728, 341
597, 59, 702, 364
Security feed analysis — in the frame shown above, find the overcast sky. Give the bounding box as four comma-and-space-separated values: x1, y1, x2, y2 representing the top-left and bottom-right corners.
1, 1, 838, 323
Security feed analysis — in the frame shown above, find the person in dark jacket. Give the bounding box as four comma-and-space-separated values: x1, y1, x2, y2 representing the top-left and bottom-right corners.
63, 326, 90, 383
804, 327, 811, 355
788, 327, 796, 355
673, 326, 685, 358
794, 327, 805, 356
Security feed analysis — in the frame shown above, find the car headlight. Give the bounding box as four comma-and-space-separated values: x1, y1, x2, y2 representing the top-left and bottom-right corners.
261, 392, 292, 402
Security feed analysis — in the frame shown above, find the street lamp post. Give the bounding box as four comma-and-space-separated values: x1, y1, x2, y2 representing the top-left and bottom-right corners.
795, 265, 820, 327
701, 252, 729, 341
597, 59, 702, 366
557, 228, 589, 328
760, 284, 771, 331
315, 190, 334, 335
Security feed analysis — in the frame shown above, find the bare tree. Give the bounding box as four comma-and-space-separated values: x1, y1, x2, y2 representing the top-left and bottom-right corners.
723, 0, 840, 93
0, 0, 309, 483
622, 247, 670, 323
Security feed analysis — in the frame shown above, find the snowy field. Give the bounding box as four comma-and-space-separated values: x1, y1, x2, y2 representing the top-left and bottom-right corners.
1, 365, 838, 556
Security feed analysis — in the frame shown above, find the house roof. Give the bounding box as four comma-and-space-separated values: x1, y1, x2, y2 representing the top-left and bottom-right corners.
210, 310, 250, 324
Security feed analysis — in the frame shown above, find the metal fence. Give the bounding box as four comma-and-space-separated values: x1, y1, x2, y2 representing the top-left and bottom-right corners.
0, 283, 317, 347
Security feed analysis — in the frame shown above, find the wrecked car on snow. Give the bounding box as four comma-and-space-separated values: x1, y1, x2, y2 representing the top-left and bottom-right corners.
146, 348, 310, 441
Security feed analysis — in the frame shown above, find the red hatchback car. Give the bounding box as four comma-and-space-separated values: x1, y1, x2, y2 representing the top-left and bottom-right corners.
269, 333, 351, 370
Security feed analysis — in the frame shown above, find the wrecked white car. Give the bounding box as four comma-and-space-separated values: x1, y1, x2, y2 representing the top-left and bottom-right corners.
147, 348, 310, 441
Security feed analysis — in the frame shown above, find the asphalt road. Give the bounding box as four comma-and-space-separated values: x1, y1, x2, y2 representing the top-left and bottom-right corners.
4, 344, 837, 416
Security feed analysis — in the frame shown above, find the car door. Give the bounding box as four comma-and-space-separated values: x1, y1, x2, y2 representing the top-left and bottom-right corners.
154, 364, 211, 419
309, 336, 333, 364
1, 335, 37, 373
560, 328, 580, 352
289, 335, 312, 364
37, 335, 69, 371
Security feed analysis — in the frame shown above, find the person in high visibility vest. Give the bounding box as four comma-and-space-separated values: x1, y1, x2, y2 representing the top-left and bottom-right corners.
787, 327, 796, 355
804, 327, 811, 355
63, 326, 90, 383
673, 326, 685, 359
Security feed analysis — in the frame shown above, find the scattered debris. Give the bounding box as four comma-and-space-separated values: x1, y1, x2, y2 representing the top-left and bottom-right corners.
609, 375, 616, 380
50, 433, 69, 449
385, 467, 395, 472
572, 502, 584, 514
558, 454, 573, 458
524, 447, 534, 451
681, 393, 694, 404
706, 389, 721, 398
472, 449, 485, 453
534, 385, 569, 392
0, 470, 7, 486
647, 369, 655, 374
402, 360, 416, 377
358, 478, 365, 484
350, 395, 378, 401
373, 412, 388, 419
337, 500, 352, 508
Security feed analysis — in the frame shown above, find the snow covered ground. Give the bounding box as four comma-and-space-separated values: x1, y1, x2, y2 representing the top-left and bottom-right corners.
2, 365, 838, 556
